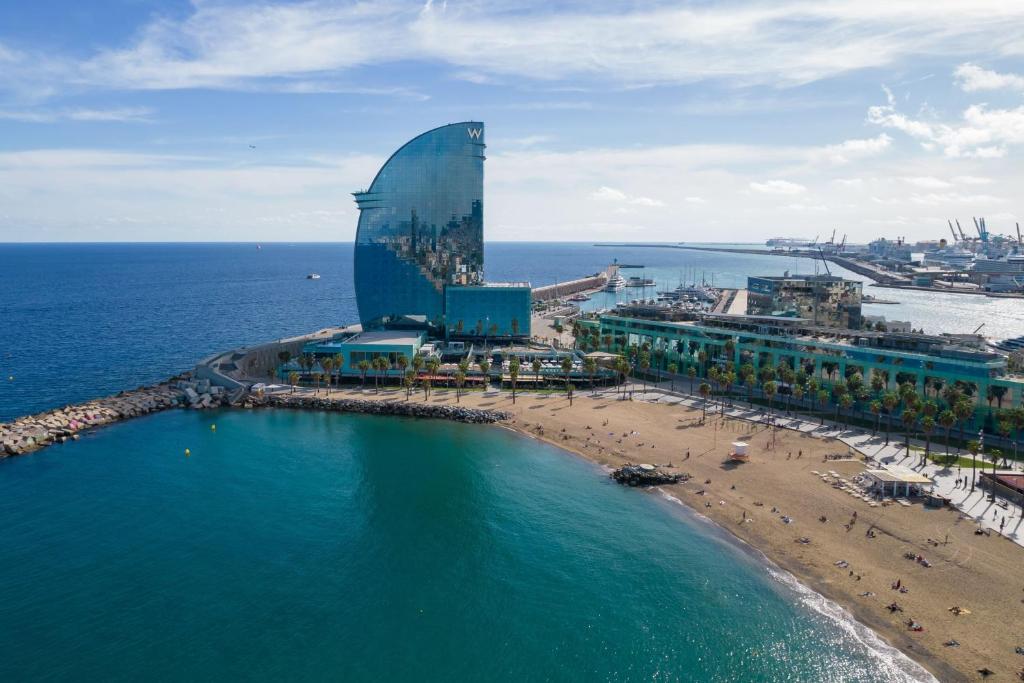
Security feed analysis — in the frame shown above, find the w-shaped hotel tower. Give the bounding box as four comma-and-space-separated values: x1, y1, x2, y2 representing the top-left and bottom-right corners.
351, 122, 530, 340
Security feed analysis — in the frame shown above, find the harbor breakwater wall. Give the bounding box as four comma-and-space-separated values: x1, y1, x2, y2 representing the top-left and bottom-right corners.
532, 273, 608, 302
1, 383, 511, 459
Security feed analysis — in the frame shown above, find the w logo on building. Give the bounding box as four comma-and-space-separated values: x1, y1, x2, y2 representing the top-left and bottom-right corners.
467, 128, 482, 140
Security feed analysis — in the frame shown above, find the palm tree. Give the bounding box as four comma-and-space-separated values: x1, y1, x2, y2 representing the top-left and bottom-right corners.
509, 356, 521, 403
561, 356, 573, 399
478, 359, 490, 390
532, 358, 543, 390
333, 353, 344, 391
425, 357, 441, 397
396, 355, 408, 388
938, 409, 955, 457
403, 369, 415, 400
792, 384, 804, 416
882, 391, 899, 444
455, 370, 466, 402
639, 351, 651, 392
667, 362, 678, 391
921, 415, 936, 464
357, 359, 370, 389
616, 356, 631, 399
583, 356, 597, 395
687, 366, 698, 396
321, 357, 334, 396
412, 354, 424, 388
901, 407, 918, 455
457, 359, 470, 399
721, 370, 736, 415
699, 382, 711, 420
567, 382, 576, 406
697, 350, 708, 377
763, 380, 778, 420
372, 357, 387, 393
816, 389, 829, 425
839, 393, 853, 423
953, 398, 975, 445
870, 400, 882, 434
288, 370, 299, 394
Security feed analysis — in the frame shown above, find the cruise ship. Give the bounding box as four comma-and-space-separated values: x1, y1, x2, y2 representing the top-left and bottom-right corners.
603, 272, 627, 292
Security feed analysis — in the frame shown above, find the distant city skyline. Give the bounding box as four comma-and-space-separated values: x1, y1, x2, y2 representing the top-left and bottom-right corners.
0, 0, 1022, 243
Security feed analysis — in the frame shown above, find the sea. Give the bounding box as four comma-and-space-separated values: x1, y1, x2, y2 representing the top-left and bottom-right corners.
0, 409, 931, 681
0, 241, 1000, 680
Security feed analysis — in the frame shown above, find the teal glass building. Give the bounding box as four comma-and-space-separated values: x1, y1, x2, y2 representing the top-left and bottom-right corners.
353, 122, 485, 328
445, 284, 532, 340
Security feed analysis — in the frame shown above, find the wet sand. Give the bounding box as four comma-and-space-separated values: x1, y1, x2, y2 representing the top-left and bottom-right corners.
311, 385, 1023, 682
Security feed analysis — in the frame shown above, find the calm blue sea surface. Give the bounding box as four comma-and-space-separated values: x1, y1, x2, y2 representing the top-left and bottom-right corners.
2, 242, 1019, 421
0, 409, 931, 682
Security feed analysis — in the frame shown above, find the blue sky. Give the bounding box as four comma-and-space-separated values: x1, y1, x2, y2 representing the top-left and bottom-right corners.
1, 0, 1022, 242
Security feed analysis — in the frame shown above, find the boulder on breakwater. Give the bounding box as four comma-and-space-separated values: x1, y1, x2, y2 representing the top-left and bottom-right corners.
611, 463, 689, 487
248, 393, 513, 424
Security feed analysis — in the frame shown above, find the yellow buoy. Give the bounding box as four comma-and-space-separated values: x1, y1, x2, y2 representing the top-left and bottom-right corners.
185, 448, 191, 457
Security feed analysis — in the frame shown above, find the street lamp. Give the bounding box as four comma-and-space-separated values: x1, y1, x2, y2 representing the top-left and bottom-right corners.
971, 428, 983, 494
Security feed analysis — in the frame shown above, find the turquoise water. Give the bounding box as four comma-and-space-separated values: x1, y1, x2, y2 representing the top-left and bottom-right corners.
0, 409, 931, 681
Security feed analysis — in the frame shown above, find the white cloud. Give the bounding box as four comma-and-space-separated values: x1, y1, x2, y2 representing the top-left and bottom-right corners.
814, 134, 892, 164
5, 1, 1024, 94
869, 97, 1024, 158
750, 179, 806, 195
684, 196, 706, 204
954, 63, 1024, 92
902, 176, 950, 189
591, 186, 664, 207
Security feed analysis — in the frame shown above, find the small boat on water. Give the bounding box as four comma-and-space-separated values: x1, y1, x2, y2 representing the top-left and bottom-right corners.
568, 293, 590, 302
626, 276, 655, 287
306, 273, 321, 280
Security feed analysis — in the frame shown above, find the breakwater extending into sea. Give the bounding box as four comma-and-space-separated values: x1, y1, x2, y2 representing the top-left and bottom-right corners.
0, 376, 511, 459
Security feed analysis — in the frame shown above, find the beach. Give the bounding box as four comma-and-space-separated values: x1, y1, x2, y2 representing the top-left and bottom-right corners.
302, 384, 1022, 682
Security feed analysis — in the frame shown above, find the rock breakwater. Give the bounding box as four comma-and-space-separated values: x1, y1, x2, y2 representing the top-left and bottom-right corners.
251, 393, 512, 423
611, 464, 690, 487
0, 375, 239, 458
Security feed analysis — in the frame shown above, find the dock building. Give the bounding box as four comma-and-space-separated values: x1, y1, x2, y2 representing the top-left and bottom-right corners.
579, 311, 1024, 433
746, 274, 863, 329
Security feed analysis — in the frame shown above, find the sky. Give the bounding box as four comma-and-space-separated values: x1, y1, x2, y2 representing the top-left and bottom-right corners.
0, 0, 1022, 243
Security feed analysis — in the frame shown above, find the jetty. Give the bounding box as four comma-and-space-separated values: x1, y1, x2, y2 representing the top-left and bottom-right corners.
0, 375, 512, 459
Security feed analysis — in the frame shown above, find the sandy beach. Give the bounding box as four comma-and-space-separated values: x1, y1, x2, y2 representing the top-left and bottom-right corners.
305, 383, 1023, 682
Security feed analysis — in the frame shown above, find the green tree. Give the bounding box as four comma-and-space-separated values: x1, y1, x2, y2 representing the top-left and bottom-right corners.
372, 356, 388, 393
816, 389, 829, 425
403, 369, 415, 400
583, 356, 597, 396
666, 362, 678, 391
509, 356, 521, 404
938, 409, 956, 456
532, 358, 543, 390
287, 370, 299, 394
455, 370, 466, 403
357, 359, 370, 389
321, 357, 334, 396
763, 380, 778, 420
561, 356, 574, 400
699, 382, 711, 420
921, 415, 936, 463
882, 391, 899, 444
870, 400, 883, 434
616, 356, 631, 399
478, 359, 491, 391
901, 407, 918, 455
426, 357, 441, 398
839, 393, 853, 422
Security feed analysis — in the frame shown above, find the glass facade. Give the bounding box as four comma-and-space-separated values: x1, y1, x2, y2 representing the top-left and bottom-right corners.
444, 284, 532, 339
353, 122, 485, 328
